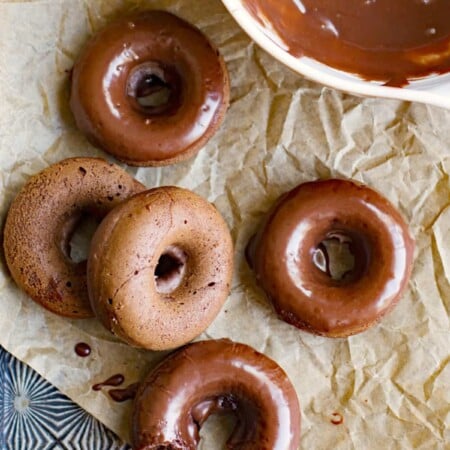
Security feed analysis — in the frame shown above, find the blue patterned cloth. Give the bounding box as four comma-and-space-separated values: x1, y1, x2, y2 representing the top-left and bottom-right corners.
0, 346, 130, 450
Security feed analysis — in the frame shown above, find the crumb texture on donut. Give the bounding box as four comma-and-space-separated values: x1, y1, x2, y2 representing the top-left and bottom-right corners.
247, 179, 415, 337
70, 11, 230, 166
132, 339, 301, 450
87, 186, 234, 349
3, 157, 144, 318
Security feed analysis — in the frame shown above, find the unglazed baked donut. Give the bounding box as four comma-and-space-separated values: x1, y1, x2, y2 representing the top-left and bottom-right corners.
3, 158, 144, 318
87, 187, 233, 350
247, 179, 415, 338
132, 339, 301, 450
70, 11, 230, 166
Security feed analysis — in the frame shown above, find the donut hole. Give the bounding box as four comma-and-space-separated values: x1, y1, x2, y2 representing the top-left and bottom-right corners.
126, 62, 182, 116
154, 246, 188, 294
67, 214, 100, 264
135, 74, 171, 108
312, 231, 367, 282
198, 411, 237, 449
195, 395, 256, 448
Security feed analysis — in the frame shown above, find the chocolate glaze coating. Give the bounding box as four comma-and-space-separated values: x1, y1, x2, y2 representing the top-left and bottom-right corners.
87, 187, 234, 350
243, 0, 450, 84
3, 158, 144, 318
132, 339, 301, 450
247, 179, 415, 338
70, 11, 230, 166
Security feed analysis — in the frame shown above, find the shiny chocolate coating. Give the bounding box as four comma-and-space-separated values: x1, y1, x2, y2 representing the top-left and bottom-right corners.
3, 158, 144, 318
70, 11, 229, 166
243, 0, 450, 84
247, 179, 415, 338
132, 339, 301, 450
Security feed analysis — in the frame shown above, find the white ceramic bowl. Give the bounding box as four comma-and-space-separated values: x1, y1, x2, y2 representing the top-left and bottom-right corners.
222, 0, 450, 110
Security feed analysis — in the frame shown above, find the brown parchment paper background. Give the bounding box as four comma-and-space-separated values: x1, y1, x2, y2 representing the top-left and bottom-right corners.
0, 0, 449, 448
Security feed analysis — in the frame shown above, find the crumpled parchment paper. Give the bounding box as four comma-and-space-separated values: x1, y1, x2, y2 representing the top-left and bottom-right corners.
0, 0, 449, 448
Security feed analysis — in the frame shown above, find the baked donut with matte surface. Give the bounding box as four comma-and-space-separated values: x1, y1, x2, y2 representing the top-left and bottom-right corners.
3, 157, 144, 318
247, 179, 415, 338
70, 11, 230, 166
132, 339, 301, 450
87, 186, 233, 350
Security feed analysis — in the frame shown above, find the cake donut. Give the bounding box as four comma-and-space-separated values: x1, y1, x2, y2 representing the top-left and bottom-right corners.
70, 11, 230, 166
247, 179, 415, 338
3, 157, 144, 318
87, 187, 233, 350
132, 339, 301, 450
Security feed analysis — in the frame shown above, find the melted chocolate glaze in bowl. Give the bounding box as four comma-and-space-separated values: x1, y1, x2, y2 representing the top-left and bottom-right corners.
222, 0, 450, 109
243, 0, 450, 85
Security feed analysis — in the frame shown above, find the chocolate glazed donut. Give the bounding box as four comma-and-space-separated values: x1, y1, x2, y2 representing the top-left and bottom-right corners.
70, 11, 230, 166
132, 339, 301, 450
87, 187, 233, 350
247, 179, 415, 338
3, 158, 144, 318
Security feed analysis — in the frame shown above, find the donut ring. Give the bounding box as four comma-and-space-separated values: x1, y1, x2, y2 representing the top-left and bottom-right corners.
3, 158, 144, 318
70, 11, 230, 166
87, 187, 233, 350
132, 339, 301, 450
247, 179, 415, 338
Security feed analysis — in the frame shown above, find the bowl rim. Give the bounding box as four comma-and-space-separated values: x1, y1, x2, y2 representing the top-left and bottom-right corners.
221, 0, 450, 110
